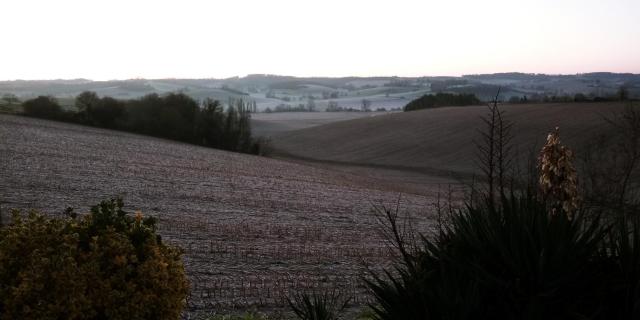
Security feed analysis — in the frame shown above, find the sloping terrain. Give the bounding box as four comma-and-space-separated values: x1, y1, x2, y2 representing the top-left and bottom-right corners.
272, 102, 627, 178
251, 111, 390, 137
0, 114, 442, 317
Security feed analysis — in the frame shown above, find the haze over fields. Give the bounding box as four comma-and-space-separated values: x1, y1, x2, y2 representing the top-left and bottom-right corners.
1, 73, 639, 112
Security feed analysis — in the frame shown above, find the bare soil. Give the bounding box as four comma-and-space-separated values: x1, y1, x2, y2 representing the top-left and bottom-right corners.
271, 102, 626, 178
0, 114, 450, 318
251, 111, 390, 137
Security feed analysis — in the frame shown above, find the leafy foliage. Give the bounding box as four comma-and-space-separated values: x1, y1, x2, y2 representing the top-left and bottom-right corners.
0, 199, 189, 320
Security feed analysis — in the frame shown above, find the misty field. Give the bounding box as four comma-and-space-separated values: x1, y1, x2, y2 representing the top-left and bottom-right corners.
0, 114, 447, 317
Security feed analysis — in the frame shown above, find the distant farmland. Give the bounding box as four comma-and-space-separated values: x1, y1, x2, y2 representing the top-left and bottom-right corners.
272, 102, 626, 179
0, 114, 445, 317
251, 111, 391, 137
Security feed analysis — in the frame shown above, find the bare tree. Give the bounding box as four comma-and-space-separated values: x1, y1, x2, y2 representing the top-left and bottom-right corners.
327, 101, 339, 112
306, 98, 316, 112
474, 89, 513, 206
361, 99, 371, 112
618, 86, 629, 101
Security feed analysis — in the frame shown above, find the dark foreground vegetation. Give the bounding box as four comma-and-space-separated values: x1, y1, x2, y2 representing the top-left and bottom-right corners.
403, 93, 481, 111
368, 194, 640, 319
20, 92, 268, 155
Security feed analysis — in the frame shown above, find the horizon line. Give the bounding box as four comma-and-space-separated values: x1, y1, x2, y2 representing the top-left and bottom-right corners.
1, 71, 639, 82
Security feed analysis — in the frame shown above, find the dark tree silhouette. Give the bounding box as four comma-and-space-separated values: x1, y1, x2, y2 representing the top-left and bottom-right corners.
20, 92, 265, 155
22, 96, 64, 119
404, 93, 480, 111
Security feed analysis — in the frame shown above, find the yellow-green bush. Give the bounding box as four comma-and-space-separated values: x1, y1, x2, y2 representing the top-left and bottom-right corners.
0, 199, 189, 320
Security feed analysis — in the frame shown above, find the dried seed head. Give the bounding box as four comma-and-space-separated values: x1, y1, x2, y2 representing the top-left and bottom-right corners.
538, 127, 579, 217
135, 210, 143, 224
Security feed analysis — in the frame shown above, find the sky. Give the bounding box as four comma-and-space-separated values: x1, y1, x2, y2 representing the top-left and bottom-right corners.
1, 0, 639, 80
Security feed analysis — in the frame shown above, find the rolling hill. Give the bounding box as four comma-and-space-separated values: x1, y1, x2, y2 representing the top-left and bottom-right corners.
0, 114, 441, 317
250, 111, 390, 137
271, 102, 628, 179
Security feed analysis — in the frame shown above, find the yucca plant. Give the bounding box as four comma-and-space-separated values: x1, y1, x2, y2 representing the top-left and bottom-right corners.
287, 290, 351, 320
451, 196, 608, 318
367, 194, 611, 320
365, 126, 640, 319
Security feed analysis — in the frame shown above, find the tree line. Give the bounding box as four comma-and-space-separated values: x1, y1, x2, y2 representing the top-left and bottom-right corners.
403, 92, 481, 111
508, 86, 634, 104
21, 92, 268, 155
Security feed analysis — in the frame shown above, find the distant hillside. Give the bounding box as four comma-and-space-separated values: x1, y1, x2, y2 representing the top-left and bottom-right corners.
271, 102, 627, 179
251, 112, 387, 137
1, 73, 638, 111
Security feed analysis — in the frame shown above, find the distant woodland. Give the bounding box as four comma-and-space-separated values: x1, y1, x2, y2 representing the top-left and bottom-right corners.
403, 93, 481, 111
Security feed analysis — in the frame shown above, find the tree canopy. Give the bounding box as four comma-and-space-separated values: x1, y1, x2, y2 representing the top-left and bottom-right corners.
21, 92, 267, 155
403, 93, 480, 111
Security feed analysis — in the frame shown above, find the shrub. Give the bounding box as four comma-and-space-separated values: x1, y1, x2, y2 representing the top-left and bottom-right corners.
0, 199, 189, 320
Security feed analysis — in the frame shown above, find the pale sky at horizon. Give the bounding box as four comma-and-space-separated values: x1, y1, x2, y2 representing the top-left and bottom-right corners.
1, 0, 639, 80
